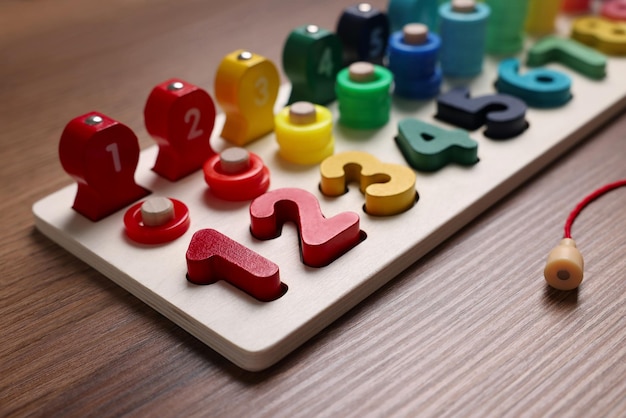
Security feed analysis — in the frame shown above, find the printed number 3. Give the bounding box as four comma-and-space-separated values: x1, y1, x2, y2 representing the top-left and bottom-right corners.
184, 107, 204, 140
255, 77, 269, 106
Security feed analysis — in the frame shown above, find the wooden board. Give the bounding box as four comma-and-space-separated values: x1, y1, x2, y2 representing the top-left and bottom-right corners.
33, 40, 626, 371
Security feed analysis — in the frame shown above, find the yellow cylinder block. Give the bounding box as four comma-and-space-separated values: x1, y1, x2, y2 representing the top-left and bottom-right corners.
274, 103, 334, 165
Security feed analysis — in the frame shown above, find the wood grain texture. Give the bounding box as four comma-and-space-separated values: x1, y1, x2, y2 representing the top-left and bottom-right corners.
1, 0, 625, 416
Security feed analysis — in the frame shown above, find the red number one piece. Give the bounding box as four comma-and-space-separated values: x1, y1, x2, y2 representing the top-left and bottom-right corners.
59, 111, 150, 221
144, 78, 217, 181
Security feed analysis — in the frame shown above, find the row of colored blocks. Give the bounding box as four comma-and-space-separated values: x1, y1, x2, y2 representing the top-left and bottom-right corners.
385, 0, 626, 36
287, 0, 625, 105
58, 0, 619, 225
59, 98, 420, 222
58, 20, 616, 225
58, 27, 610, 223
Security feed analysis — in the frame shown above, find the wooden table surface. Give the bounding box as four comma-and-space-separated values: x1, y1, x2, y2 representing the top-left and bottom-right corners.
2, 1, 625, 416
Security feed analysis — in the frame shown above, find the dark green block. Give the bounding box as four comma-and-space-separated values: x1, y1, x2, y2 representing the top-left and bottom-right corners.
395, 118, 479, 171
282, 25, 343, 105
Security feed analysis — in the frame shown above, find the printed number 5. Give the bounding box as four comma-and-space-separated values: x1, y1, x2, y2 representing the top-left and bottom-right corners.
370, 27, 384, 58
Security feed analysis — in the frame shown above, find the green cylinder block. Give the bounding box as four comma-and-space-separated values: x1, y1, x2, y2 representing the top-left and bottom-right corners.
484, 0, 530, 56
335, 65, 393, 129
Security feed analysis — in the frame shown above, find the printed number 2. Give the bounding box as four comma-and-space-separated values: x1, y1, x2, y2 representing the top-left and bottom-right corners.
184, 107, 204, 140
105, 142, 122, 173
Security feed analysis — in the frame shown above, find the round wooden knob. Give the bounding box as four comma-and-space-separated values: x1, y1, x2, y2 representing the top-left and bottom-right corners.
289, 101, 317, 125
403, 23, 428, 45
219, 147, 251, 174
349, 61, 376, 82
452, 0, 476, 13
141, 197, 175, 227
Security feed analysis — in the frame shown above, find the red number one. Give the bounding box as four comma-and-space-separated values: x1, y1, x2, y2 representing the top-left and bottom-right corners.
144, 78, 217, 181
59, 111, 150, 221
249, 188, 363, 267
186, 228, 285, 302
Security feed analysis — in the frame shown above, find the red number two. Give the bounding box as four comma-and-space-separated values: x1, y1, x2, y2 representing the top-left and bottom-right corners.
144, 78, 217, 181
249, 188, 364, 267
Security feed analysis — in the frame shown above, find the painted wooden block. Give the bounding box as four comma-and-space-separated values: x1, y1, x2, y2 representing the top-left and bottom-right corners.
395, 118, 479, 172
144, 78, 216, 181
319, 151, 417, 216
58, 112, 150, 221
249, 188, 363, 267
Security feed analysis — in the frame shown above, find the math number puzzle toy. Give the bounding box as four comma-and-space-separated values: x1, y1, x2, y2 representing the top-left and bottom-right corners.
33, 3, 626, 371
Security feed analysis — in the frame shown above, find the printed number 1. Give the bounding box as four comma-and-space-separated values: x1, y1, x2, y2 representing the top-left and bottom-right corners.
105, 143, 122, 173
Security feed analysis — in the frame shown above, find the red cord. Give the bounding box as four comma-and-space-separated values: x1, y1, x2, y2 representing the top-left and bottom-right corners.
564, 179, 626, 239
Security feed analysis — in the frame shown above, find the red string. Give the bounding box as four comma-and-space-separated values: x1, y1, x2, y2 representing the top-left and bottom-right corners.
564, 179, 626, 239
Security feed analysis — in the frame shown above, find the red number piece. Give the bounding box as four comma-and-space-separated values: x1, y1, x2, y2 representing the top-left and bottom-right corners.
249, 188, 363, 267
186, 228, 285, 302
602, 0, 626, 21
59, 111, 150, 221
144, 78, 217, 181
561, 0, 591, 13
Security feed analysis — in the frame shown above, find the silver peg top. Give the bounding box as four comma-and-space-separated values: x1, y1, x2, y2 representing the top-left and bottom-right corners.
238, 51, 253, 60
167, 81, 184, 90
84, 115, 103, 125
358, 3, 372, 13
306, 25, 319, 34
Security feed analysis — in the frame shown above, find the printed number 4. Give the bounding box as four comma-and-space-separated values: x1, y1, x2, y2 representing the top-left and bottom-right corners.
318, 48, 334, 78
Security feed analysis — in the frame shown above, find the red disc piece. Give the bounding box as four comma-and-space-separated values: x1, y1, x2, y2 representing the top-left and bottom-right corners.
59, 111, 150, 221
124, 198, 190, 244
144, 78, 217, 181
203, 151, 270, 201
601, 0, 626, 21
